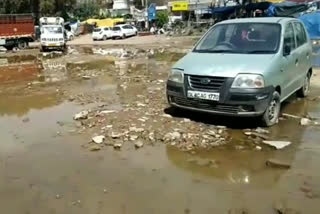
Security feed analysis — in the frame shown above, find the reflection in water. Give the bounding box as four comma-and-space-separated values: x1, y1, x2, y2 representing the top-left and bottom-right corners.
166, 146, 285, 187
42, 59, 67, 82
166, 89, 320, 188
0, 93, 60, 117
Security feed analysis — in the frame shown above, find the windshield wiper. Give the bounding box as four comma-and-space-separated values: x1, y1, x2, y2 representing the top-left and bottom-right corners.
245, 50, 275, 54
194, 49, 242, 53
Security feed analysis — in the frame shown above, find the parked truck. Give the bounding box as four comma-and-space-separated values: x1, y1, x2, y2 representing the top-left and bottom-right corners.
0, 14, 35, 50
39, 17, 66, 52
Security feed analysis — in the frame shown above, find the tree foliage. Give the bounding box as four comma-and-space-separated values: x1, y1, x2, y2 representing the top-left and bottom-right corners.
73, 2, 100, 21
156, 11, 169, 28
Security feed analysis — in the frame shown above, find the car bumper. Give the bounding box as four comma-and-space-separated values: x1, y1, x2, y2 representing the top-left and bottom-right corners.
166, 79, 274, 117
41, 42, 65, 48
92, 36, 103, 40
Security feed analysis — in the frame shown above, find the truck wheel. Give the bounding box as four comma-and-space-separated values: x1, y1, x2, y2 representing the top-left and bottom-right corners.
18, 40, 27, 49
297, 73, 311, 98
41, 46, 47, 52
261, 91, 281, 127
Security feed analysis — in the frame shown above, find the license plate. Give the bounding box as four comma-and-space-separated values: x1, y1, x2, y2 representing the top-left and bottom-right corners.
187, 91, 220, 101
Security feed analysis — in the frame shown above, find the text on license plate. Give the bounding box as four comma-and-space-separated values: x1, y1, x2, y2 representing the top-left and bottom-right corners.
187, 91, 219, 101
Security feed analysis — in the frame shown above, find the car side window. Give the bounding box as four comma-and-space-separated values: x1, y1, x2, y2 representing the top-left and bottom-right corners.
284, 23, 296, 51
122, 26, 128, 29
104, 27, 109, 31
127, 26, 133, 29
294, 22, 307, 47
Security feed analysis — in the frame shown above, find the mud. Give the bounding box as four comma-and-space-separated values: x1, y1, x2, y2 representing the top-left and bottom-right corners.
0, 43, 320, 213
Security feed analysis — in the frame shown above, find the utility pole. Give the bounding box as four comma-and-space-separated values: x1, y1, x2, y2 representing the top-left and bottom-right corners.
145, 0, 148, 29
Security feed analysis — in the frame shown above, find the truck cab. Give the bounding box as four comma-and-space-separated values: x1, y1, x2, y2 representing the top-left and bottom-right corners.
40, 17, 66, 51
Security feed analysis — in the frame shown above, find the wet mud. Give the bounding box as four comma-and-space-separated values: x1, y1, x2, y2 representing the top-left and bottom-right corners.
0, 46, 319, 213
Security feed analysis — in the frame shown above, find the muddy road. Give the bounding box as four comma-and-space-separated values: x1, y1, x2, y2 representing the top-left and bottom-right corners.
0, 43, 320, 214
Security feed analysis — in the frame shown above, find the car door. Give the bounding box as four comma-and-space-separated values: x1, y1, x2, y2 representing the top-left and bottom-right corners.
293, 22, 311, 88
104, 27, 111, 38
281, 22, 298, 99
127, 26, 134, 36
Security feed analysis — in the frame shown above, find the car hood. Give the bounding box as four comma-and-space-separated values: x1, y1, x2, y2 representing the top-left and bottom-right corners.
173, 52, 276, 78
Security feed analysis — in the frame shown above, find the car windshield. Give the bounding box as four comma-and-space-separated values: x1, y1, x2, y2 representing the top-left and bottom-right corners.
42, 26, 63, 34
194, 23, 281, 54
93, 28, 101, 32
113, 27, 121, 31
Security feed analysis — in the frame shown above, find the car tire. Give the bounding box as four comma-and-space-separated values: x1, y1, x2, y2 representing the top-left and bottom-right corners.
103, 35, 107, 41
18, 40, 27, 49
122, 34, 126, 39
261, 91, 281, 127
297, 73, 311, 98
69, 35, 74, 41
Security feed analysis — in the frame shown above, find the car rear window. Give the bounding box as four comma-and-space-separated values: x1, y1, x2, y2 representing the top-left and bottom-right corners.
93, 28, 101, 32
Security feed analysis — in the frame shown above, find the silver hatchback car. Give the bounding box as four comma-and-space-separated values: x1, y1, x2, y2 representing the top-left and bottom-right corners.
166, 17, 312, 126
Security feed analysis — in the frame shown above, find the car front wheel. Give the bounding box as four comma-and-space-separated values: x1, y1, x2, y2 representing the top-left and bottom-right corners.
297, 73, 311, 97
261, 91, 281, 127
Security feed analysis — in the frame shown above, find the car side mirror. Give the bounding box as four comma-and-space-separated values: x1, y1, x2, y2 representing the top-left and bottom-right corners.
283, 44, 291, 56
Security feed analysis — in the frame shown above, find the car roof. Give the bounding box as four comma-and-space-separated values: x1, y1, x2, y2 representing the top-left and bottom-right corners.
218, 17, 298, 25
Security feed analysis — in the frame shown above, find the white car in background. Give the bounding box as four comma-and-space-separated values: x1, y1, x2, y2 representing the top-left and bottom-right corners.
92, 27, 113, 41
112, 24, 138, 39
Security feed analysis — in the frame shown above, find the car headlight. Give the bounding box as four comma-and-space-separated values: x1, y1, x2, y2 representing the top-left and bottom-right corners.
232, 74, 264, 88
168, 69, 184, 83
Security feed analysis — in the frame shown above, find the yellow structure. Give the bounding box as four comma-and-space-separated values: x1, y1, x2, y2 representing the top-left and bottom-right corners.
84, 18, 125, 27
171, 1, 189, 11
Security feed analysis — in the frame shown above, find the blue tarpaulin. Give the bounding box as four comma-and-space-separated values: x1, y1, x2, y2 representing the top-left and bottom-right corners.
299, 12, 320, 40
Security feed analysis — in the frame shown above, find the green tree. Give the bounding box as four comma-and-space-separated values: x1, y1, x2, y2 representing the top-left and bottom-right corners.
2, 0, 32, 14
156, 11, 169, 28
40, 0, 55, 15
74, 2, 100, 21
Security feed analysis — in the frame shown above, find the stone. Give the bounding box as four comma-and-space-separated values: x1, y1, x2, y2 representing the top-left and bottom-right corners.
135, 141, 144, 149
111, 132, 123, 139
262, 141, 291, 149
130, 135, 139, 141
92, 135, 105, 144
255, 146, 262, 150
282, 113, 301, 119
99, 110, 116, 114
56, 194, 61, 199
162, 114, 173, 118
129, 127, 144, 133
22, 117, 30, 123
300, 118, 312, 126
82, 75, 91, 80
255, 127, 270, 134
113, 143, 122, 149
90, 145, 101, 151
74, 110, 89, 120
164, 131, 181, 141
266, 159, 291, 169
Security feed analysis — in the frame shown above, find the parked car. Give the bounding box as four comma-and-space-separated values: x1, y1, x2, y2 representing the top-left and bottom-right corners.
166, 17, 312, 126
65, 30, 74, 41
92, 27, 112, 41
112, 24, 137, 39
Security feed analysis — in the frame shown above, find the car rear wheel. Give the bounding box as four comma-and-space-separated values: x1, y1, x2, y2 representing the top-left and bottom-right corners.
122, 34, 126, 39
297, 73, 311, 97
103, 35, 107, 41
261, 91, 281, 127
